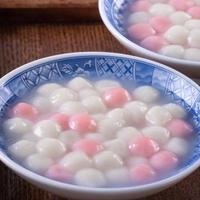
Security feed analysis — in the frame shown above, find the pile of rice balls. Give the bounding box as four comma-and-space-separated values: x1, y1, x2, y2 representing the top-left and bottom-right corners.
4, 77, 193, 188
126, 0, 200, 61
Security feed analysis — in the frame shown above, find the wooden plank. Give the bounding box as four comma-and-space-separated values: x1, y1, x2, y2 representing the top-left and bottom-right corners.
0, 0, 99, 22
0, 0, 97, 8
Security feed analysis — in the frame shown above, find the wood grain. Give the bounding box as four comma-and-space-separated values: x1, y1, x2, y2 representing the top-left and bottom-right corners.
0, 0, 99, 22
0, 22, 199, 200
0, 0, 97, 8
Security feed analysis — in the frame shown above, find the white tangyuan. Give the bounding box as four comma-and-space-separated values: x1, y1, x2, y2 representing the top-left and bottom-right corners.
31, 96, 52, 113
128, 12, 151, 25
164, 137, 189, 157
92, 114, 105, 122
25, 154, 54, 173
184, 20, 200, 30
36, 83, 62, 97
133, 86, 160, 103
104, 139, 128, 158
50, 88, 78, 107
149, 3, 174, 16
59, 101, 87, 115
75, 168, 106, 187
59, 131, 80, 148
188, 29, 200, 48
79, 89, 100, 100
127, 156, 148, 167
98, 118, 122, 139
60, 151, 93, 172
163, 103, 186, 118
170, 12, 191, 25
85, 133, 105, 142
9, 140, 35, 160
105, 168, 129, 185
146, 106, 172, 125
95, 80, 121, 93
67, 77, 93, 91
36, 138, 66, 159
124, 101, 148, 125
142, 126, 170, 145
164, 25, 189, 45
184, 48, 200, 61
194, 0, 200, 5
159, 45, 185, 59
117, 127, 141, 142
82, 96, 106, 114
34, 120, 61, 138
107, 108, 128, 127
93, 151, 123, 171
3, 118, 33, 138
22, 133, 39, 142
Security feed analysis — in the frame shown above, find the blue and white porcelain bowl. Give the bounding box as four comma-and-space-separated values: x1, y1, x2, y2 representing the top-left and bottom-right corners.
98, 0, 200, 76
0, 52, 200, 200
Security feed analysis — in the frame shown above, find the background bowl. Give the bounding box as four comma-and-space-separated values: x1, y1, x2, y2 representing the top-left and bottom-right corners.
99, 0, 200, 78
0, 52, 200, 200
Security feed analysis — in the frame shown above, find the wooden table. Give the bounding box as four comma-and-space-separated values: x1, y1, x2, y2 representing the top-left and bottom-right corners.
0, 0, 99, 22
0, 22, 200, 200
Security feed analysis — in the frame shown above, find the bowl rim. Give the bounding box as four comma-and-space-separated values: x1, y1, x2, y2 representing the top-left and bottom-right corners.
98, 0, 200, 68
0, 51, 200, 194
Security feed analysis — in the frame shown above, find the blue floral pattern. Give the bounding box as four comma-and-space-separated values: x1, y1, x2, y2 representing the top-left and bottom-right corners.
95, 57, 135, 80
104, 0, 128, 36
0, 54, 200, 170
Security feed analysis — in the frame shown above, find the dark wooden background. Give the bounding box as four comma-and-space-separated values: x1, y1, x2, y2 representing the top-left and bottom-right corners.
0, 0, 99, 22
0, 22, 200, 200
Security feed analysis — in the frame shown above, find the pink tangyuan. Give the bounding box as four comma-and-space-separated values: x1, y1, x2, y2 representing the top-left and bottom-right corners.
12, 102, 39, 120
150, 16, 172, 33
46, 164, 72, 181
187, 6, 200, 19
103, 87, 131, 108
128, 23, 156, 41
69, 113, 97, 133
129, 136, 160, 158
169, 0, 194, 11
51, 114, 69, 130
72, 138, 104, 156
150, 150, 179, 172
167, 119, 193, 138
141, 36, 168, 52
130, 163, 156, 183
